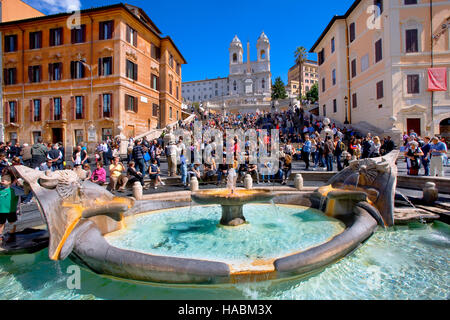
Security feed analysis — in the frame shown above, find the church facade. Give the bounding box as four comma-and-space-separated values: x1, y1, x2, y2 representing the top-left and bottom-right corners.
182, 32, 272, 113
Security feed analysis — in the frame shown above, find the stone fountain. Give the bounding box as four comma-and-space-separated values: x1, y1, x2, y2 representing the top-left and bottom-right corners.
191, 168, 273, 226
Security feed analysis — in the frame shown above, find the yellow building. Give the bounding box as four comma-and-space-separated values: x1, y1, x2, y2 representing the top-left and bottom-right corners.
310, 0, 450, 141
0, 3, 186, 155
287, 59, 319, 96
0, 0, 44, 23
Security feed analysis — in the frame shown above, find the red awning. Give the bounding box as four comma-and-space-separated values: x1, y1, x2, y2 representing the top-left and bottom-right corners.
428, 68, 448, 91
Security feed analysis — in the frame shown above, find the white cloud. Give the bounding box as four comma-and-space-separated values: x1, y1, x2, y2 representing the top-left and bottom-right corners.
25, 0, 81, 14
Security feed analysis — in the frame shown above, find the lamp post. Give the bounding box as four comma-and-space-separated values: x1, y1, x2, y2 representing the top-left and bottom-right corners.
344, 96, 349, 124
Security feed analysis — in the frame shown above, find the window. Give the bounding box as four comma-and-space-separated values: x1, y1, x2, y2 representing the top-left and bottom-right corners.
33, 99, 41, 121
176, 62, 181, 75
176, 86, 179, 100
4, 68, 17, 85
49, 28, 63, 46
151, 74, 159, 90
53, 97, 62, 120
125, 94, 138, 112
405, 29, 419, 53
361, 54, 369, 72
71, 25, 86, 44
32, 131, 41, 144
4, 35, 17, 52
28, 65, 42, 83
306, 86, 309, 91
233, 53, 237, 62
29, 31, 42, 49
8, 101, 17, 123
176, 110, 179, 120
70, 61, 85, 79
102, 94, 112, 118
333, 99, 337, 113
126, 25, 137, 47
405, 0, 417, 4
262, 79, 265, 89
375, 39, 383, 63
351, 59, 357, 78
318, 48, 325, 65
74, 129, 84, 146
126, 60, 138, 81
9, 132, 17, 145
151, 44, 161, 60
322, 78, 326, 92
215, 83, 218, 88
169, 107, 173, 119
49, 62, 63, 81
261, 50, 265, 59
332, 69, 336, 85
169, 54, 174, 68
374, 0, 383, 14
323, 105, 326, 117
98, 57, 112, 76
215, 90, 218, 96
376, 81, 384, 99
331, 37, 335, 53
352, 93, 357, 108
407, 74, 420, 94
102, 128, 112, 142
152, 104, 158, 117
349, 23, 356, 42
75, 96, 84, 119
99, 21, 114, 40
169, 80, 173, 95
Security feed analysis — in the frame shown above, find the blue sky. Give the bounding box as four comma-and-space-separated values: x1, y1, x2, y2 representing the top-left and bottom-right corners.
24, 0, 355, 83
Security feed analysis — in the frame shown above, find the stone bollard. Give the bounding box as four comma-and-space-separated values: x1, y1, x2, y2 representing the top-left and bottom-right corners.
132, 181, 143, 200
294, 174, 303, 190
244, 174, 253, 189
190, 176, 199, 192
422, 182, 438, 204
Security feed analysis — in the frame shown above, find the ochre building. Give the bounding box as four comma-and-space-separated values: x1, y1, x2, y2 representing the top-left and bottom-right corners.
0, 3, 186, 155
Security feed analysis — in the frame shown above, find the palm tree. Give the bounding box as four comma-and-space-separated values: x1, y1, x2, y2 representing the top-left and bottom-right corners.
294, 46, 308, 103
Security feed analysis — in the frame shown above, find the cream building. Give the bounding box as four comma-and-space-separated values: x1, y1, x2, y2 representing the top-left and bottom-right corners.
310, 0, 450, 142
182, 32, 272, 113
287, 60, 319, 96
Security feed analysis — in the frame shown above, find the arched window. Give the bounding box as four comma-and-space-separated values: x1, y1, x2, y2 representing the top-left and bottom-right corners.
260, 50, 265, 59
233, 80, 237, 91
262, 79, 265, 89
232, 53, 237, 62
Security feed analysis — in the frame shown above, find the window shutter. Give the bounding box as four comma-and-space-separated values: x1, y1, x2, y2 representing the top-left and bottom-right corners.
38, 31, 42, 48
59, 62, 63, 79
5, 102, 9, 124
29, 99, 33, 122
71, 28, 75, 44
71, 96, 75, 120
99, 22, 104, 40
50, 97, 54, 120
48, 63, 53, 80
411, 30, 418, 52
126, 25, 130, 43
28, 66, 33, 82
81, 63, 85, 78
98, 58, 102, 76
12, 68, 16, 84
15, 100, 19, 123
133, 31, 137, 47
38, 65, 42, 82
98, 94, 103, 118
110, 93, 113, 118
135, 96, 138, 113
110, 21, 114, 39
50, 29, 54, 46
133, 63, 138, 81
29, 33, 33, 49
59, 28, 64, 45
70, 61, 75, 79
14, 36, 18, 52
82, 25, 86, 42
82, 96, 86, 119
3, 68, 7, 85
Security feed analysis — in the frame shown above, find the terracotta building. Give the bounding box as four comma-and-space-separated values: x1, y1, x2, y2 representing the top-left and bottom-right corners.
0, 2, 186, 155
287, 60, 319, 96
310, 0, 450, 142
0, 0, 44, 23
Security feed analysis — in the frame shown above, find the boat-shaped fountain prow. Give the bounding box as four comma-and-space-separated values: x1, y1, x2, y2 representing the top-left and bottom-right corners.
9, 151, 398, 284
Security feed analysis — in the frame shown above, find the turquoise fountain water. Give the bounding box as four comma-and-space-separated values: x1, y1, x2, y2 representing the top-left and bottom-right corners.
105, 204, 344, 267
0, 212, 448, 299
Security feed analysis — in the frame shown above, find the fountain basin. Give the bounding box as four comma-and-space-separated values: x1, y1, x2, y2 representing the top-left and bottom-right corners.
191, 188, 274, 226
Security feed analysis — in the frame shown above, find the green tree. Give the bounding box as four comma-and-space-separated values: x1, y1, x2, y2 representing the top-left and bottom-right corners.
306, 83, 319, 103
271, 77, 288, 100
294, 46, 308, 100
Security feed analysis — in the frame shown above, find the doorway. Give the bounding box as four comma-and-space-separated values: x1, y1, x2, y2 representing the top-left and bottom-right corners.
406, 118, 421, 137
52, 128, 63, 144
439, 118, 450, 144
